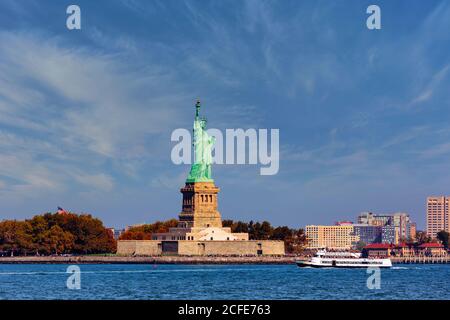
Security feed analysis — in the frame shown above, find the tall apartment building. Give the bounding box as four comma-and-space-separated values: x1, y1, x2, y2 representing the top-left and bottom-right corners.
305, 225, 359, 250
426, 196, 450, 239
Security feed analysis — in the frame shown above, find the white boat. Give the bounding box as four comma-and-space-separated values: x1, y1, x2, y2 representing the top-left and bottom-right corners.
296, 250, 392, 268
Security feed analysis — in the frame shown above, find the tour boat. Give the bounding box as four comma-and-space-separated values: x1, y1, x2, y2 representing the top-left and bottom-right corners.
296, 250, 392, 268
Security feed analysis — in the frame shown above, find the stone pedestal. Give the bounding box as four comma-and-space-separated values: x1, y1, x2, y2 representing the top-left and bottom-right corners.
178, 182, 222, 228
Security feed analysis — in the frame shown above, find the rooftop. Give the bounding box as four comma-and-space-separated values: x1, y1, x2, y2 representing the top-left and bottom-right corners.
364, 243, 394, 249
418, 243, 444, 248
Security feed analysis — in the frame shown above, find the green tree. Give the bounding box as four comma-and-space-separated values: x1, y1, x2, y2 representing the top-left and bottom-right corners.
437, 230, 450, 249
233, 221, 249, 233
259, 221, 272, 240
355, 240, 367, 251
285, 228, 308, 254
415, 231, 432, 245
222, 220, 233, 228
271, 226, 292, 240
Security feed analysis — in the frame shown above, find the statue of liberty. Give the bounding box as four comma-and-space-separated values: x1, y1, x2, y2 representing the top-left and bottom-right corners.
186, 100, 215, 183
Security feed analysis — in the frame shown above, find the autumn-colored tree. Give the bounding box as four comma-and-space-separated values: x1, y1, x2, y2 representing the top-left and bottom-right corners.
118, 219, 178, 240
0, 212, 116, 256
0, 220, 33, 255
119, 230, 152, 240
41, 225, 75, 255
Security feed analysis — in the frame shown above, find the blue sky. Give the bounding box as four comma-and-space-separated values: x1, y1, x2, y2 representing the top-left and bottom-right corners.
0, 0, 449, 229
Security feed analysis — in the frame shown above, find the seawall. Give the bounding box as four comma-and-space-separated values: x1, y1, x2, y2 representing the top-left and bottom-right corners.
1, 256, 449, 265
0, 255, 297, 265
390, 256, 450, 264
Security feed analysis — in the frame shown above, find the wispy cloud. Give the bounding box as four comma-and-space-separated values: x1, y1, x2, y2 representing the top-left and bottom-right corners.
0, 1, 449, 228
0, 30, 190, 201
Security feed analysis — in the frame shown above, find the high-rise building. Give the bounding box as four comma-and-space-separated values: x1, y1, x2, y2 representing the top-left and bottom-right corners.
426, 196, 450, 239
305, 225, 359, 250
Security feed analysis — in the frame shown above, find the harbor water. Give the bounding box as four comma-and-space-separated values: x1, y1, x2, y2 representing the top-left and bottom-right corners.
0, 264, 449, 300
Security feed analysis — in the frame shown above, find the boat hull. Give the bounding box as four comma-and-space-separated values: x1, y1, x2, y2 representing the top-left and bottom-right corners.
296, 260, 392, 268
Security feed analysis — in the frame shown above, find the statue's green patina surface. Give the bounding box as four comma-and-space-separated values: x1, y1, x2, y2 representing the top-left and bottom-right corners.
186, 100, 215, 183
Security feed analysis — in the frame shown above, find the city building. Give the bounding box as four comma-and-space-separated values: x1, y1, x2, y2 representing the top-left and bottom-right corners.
305, 225, 359, 250
352, 224, 382, 245
409, 222, 417, 240
357, 212, 391, 226
417, 243, 447, 257
306, 211, 417, 249
392, 243, 416, 257
107, 228, 125, 240
363, 243, 394, 258
357, 211, 415, 244
426, 196, 450, 239
363, 243, 447, 258
381, 225, 399, 244
335, 221, 353, 226
391, 212, 412, 241
108, 228, 124, 240
117, 101, 284, 256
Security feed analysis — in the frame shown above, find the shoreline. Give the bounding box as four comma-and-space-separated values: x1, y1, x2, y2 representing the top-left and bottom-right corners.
0, 256, 449, 265
0, 255, 297, 265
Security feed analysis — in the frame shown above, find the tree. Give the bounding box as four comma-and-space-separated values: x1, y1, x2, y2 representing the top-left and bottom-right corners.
259, 221, 272, 240
222, 220, 233, 228
437, 230, 450, 249
271, 226, 292, 240
42, 225, 74, 255
120, 230, 152, 240
0, 220, 33, 256
249, 221, 261, 240
285, 228, 308, 254
415, 231, 432, 245
233, 221, 249, 233
355, 240, 367, 251
69, 214, 116, 254
0, 212, 116, 256
118, 219, 178, 241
